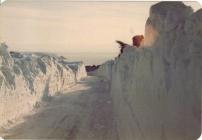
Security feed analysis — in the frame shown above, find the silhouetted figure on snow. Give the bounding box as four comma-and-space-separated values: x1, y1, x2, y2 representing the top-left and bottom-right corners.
116, 40, 129, 57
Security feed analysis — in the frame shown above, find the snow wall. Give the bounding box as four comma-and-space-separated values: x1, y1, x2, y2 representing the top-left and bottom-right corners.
90, 60, 114, 81
95, 2, 202, 140
0, 44, 87, 127
60, 61, 87, 81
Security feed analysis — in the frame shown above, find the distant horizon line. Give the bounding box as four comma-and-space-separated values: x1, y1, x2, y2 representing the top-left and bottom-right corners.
9, 50, 119, 54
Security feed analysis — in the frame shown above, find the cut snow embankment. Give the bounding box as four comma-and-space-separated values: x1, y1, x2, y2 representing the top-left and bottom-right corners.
0, 45, 87, 127
94, 2, 202, 140
59, 61, 87, 81
90, 60, 114, 81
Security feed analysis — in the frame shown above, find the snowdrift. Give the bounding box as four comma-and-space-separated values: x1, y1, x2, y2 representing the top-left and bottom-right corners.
90, 60, 114, 81
60, 61, 87, 81
0, 44, 87, 127
95, 2, 202, 140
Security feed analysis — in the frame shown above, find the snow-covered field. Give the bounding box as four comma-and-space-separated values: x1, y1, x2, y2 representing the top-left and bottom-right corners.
95, 2, 202, 140
0, 44, 87, 127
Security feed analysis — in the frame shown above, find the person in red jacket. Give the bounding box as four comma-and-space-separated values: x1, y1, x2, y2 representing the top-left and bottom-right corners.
132, 35, 144, 48
116, 35, 144, 57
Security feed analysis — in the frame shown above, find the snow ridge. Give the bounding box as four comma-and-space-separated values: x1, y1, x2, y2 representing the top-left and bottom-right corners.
95, 2, 202, 140
0, 44, 87, 127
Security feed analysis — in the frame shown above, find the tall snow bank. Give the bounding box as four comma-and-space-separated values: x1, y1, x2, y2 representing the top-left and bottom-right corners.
144, 2, 193, 46
59, 61, 87, 81
96, 2, 201, 140
0, 45, 87, 127
90, 60, 114, 81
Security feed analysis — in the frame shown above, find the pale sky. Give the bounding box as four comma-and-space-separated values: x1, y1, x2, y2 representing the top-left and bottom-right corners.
0, 1, 201, 53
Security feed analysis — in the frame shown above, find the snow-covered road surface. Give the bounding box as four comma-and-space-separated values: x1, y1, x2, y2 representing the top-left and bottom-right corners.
0, 76, 117, 140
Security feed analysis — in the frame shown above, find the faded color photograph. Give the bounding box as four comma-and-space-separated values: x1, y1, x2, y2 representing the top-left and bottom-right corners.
0, 1, 201, 140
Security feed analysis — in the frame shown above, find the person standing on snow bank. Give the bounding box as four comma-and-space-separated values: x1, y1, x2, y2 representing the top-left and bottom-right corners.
116, 35, 144, 57
132, 35, 144, 47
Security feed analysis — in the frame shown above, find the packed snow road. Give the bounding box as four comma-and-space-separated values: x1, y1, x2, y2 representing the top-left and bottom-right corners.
0, 76, 117, 140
